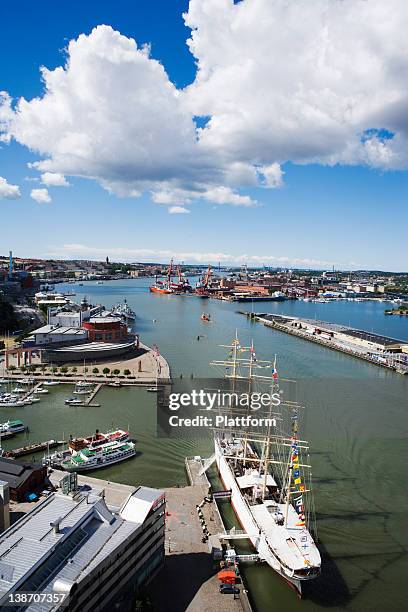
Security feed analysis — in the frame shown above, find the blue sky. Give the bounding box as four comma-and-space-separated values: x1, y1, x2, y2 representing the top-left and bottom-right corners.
0, 0, 407, 271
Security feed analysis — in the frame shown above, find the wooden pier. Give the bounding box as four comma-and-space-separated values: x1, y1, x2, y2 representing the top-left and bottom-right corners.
82, 383, 103, 407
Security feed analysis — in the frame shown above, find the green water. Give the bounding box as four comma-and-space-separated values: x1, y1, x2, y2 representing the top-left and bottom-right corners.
1, 278, 407, 612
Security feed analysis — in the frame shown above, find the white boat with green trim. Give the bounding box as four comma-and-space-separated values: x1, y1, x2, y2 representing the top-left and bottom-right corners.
61, 440, 136, 472
0, 419, 26, 438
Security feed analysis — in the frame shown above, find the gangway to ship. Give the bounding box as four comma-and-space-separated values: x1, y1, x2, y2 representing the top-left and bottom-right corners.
235, 554, 260, 563
198, 453, 216, 476
213, 490, 232, 499
218, 528, 253, 540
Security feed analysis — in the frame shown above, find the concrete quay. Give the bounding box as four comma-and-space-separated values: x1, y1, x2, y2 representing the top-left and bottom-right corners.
149, 482, 243, 612
245, 312, 408, 374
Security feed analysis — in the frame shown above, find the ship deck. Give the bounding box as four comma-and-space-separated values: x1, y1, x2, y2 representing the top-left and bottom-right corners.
250, 500, 320, 570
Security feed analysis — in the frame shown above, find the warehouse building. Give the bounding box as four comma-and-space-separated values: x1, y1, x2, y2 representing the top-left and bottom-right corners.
0, 458, 47, 502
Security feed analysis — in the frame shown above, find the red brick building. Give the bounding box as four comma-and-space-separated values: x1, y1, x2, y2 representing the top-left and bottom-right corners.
82, 316, 128, 342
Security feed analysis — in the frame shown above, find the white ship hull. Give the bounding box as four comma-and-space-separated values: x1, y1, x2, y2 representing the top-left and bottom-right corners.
63, 449, 136, 472
215, 439, 303, 594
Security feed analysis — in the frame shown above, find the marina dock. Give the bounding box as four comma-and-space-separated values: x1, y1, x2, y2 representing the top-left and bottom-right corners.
81, 383, 103, 406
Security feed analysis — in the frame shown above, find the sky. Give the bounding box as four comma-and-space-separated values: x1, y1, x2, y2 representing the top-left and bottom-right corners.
0, 0, 407, 271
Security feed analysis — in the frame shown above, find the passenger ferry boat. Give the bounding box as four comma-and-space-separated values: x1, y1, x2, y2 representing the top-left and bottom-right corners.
68, 428, 129, 452
210, 334, 321, 595
0, 419, 26, 438
61, 440, 136, 472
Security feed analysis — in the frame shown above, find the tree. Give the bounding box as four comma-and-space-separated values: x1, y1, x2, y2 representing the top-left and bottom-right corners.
72, 366, 78, 373
124, 369, 131, 376
102, 367, 110, 375
52, 366, 58, 374
8, 365, 16, 371
60, 366, 68, 374
113, 368, 120, 376
92, 367, 99, 374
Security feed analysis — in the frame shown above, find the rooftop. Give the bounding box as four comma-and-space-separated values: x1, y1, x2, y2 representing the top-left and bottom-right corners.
260, 314, 407, 347
0, 458, 44, 489
32, 325, 86, 336
49, 340, 135, 353
88, 316, 122, 324
0, 485, 163, 609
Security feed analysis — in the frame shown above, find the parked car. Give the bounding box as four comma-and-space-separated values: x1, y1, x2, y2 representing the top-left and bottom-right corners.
219, 583, 240, 595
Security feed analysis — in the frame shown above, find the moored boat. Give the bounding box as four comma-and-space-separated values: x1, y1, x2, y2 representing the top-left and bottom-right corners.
210, 334, 321, 595
0, 419, 26, 438
68, 428, 130, 452
61, 440, 136, 472
65, 397, 84, 405
11, 387, 25, 394
0, 393, 26, 407
149, 259, 176, 294
112, 298, 136, 321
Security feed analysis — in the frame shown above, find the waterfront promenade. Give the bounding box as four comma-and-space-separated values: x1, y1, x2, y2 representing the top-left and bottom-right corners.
0, 341, 171, 385
149, 481, 245, 612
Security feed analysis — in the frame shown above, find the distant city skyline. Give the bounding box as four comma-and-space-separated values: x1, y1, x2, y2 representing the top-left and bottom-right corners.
1, 0, 407, 271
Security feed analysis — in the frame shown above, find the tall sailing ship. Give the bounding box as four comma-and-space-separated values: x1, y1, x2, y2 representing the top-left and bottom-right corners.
210, 334, 321, 595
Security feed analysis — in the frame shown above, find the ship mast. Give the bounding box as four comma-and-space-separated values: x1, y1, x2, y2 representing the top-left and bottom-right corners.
261, 354, 277, 500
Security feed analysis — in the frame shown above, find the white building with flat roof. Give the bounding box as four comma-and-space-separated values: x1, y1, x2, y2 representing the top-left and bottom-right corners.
28, 324, 88, 346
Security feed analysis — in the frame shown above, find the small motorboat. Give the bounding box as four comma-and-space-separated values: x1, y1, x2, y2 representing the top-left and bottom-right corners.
43, 380, 60, 386
201, 313, 211, 322
65, 397, 83, 405
17, 378, 36, 385
34, 387, 49, 394
11, 387, 25, 394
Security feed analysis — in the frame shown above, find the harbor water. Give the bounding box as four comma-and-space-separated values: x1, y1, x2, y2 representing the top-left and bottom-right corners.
1, 278, 407, 612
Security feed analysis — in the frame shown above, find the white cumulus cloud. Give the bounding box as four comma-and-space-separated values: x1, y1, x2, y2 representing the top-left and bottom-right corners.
1, 1, 408, 210
31, 188, 52, 204
184, 0, 408, 169
168, 206, 190, 214
41, 172, 70, 187
45, 242, 355, 269
0, 176, 21, 199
